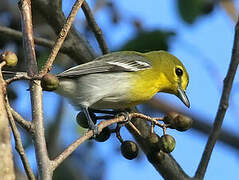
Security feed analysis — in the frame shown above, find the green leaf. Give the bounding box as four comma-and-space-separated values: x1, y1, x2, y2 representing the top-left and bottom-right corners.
177, 0, 214, 24
120, 30, 175, 52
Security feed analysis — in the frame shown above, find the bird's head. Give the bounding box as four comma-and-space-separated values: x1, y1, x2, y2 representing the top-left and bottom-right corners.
146, 51, 190, 107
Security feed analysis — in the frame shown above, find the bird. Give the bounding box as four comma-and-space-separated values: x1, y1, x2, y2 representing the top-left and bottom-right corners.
55, 50, 190, 134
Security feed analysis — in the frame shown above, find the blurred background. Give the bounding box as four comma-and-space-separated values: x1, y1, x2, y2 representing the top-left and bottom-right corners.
0, 0, 239, 179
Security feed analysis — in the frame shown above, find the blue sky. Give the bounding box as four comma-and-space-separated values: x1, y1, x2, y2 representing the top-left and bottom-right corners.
11, 0, 239, 179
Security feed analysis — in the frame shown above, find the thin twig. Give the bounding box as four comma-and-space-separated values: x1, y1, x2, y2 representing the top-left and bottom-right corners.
0, 25, 70, 54
162, 126, 167, 135
128, 121, 141, 136
0, 61, 6, 68
154, 117, 164, 121
5, 97, 35, 180
115, 124, 124, 143
195, 17, 239, 179
10, 108, 34, 135
32, 0, 97, 64
82, 1, 109, 54
39, 0, 86, 76
151, 122, 155, 134
51, 112, 156, 170
6, 75, 32, 84
133, 113, 165, 128
51, 114, 126, 170
4, 72, 32, 84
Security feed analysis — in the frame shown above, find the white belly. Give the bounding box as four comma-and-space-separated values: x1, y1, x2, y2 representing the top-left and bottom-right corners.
57, 72, 134, 110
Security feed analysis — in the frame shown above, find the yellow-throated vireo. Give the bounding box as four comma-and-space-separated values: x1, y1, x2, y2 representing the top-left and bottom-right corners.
56, 50, 190, 133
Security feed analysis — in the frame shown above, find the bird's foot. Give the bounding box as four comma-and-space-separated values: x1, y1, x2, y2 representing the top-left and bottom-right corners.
117, 111, 131, 123
88, 123, 99, 137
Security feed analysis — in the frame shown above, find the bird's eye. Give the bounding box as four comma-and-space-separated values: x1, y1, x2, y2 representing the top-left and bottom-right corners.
175, 68, 183, 77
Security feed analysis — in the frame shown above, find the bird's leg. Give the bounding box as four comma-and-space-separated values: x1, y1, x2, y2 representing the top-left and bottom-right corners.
82, 107, 99, 136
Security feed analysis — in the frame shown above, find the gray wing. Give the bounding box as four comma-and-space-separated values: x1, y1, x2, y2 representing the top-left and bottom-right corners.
57, 51, 152, 78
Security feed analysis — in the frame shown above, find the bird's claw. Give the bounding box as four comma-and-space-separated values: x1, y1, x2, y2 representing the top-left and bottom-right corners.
89, 124, 99, 138
117, 112, 131, 123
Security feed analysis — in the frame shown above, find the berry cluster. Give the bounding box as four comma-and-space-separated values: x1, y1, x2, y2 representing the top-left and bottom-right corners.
76, 110, 193, 160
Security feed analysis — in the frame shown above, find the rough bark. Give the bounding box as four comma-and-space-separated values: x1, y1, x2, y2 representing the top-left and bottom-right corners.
0, 69, 15, 179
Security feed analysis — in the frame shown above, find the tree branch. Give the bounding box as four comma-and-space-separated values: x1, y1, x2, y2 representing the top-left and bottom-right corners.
39, 0, 86, 76
5, 97, 35, 180
195, 16, 239, 179
0, 25, 72, 55
19, 0, 51, 179
51, 113, 158, 171
31, 80, 50, 179
127, 117, 190, 180
19, 0, 38, 77
82, 1, 109, 54
10, 107, 35, 135
32, 0, 97, 64
0, 61, 15, 179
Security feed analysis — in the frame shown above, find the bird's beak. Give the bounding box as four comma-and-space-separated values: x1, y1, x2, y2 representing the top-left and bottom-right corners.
177, 87, 190, 108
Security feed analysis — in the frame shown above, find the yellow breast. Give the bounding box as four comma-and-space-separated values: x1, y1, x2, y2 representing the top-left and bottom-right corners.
127, 69, 171, 106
